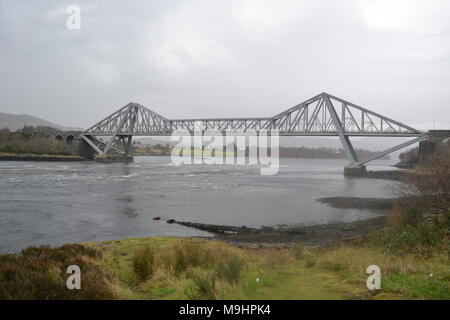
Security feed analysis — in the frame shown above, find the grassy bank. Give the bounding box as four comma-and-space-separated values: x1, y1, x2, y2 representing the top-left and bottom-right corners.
87, 218, 449, 300
1, 220, 448, 300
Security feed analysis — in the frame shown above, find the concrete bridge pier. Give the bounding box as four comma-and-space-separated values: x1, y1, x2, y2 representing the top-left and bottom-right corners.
52, 132, 95, 160
418, 139, 436, 164
418, 131, 450, 164
343, 164, 367, 176
76, 138, 95, 160
63, 135, 95, 160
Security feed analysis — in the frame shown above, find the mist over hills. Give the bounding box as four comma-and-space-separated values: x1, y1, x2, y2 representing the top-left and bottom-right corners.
0, 112, 83, 132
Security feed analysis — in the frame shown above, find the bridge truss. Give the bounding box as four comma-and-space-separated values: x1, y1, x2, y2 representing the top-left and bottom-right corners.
81, 92, 427, 165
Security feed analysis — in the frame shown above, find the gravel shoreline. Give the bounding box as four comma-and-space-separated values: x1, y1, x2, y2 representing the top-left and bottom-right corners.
171, 196, 392, 248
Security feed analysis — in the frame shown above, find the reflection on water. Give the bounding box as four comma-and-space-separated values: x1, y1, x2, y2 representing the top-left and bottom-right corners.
0, 157, 397, 252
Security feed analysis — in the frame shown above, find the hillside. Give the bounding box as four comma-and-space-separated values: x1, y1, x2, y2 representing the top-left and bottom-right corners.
0, 111, 82, 131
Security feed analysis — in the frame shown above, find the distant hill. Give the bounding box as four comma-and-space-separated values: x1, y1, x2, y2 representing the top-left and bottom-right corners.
0, 112, 82, 131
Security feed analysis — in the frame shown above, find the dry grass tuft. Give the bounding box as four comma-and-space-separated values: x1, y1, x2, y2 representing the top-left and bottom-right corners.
313, 246, 445, 276
131, 239, 245, 282
0, 244, 117, 300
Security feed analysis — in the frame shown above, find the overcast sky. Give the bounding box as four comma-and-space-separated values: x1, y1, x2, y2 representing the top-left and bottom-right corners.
1, 0, 449, 131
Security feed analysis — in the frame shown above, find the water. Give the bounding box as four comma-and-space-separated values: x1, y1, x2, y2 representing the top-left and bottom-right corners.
0, 156, 397, 253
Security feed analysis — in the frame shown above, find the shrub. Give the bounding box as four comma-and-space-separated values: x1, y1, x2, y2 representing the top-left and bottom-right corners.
387, 206, 424, 228
132, 240, 219, 280
185, 273, 217, 300
172, 240, 203, 274
132, 246, 157, 281
131, 240, 246, 287
368, 221, 448, 257
215, 255, 243, 283
397, 153, 450, 211
386, 151, 450, 256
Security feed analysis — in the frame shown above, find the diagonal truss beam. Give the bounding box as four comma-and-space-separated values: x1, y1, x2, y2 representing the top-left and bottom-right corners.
103, 104, 133, 154
324, 95, 358, 163
355, 137, 424, 165
327, 93, 422, 135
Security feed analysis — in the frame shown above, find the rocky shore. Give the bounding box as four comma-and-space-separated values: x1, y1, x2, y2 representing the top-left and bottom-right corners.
166, 196, 393, 248
356, 169, 413, 180
171, 216, 387, 248
317, 197, 394, 210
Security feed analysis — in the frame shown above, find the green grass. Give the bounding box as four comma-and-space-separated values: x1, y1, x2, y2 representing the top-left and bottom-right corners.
382, 273, 450, 300
215, 255, 244, 284
132, 246, 157, 281
186, 272, 218, 300
82, 234, 449, 300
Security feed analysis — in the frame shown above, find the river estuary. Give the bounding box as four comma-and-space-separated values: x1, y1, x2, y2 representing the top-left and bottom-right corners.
0, 156, 398, 252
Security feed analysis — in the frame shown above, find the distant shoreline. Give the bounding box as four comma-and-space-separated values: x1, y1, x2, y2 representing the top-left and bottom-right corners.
0, 153, 86, 162
0, 152, 393, 162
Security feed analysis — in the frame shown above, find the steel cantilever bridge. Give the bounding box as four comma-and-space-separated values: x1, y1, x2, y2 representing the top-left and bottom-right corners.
80, 92, 427, 166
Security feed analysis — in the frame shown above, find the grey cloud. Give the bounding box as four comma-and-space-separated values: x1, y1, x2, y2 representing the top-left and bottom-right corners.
0, 0, 449, 131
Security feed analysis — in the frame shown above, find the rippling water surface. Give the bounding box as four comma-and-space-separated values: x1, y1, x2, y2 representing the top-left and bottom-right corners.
0, 156, 397, 252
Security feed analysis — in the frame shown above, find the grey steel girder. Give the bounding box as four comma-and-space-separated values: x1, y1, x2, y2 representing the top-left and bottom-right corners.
81, 92, 427, 164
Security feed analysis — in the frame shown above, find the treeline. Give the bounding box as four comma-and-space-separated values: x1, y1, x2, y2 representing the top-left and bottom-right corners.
278, 146, 389, 159
134, 144, 389, 159
0, 126, 69, 155
133, 143, 172, 156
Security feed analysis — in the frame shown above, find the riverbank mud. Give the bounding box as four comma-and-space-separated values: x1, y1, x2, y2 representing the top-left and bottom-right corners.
172, 215, 386, 248
317, 197, 394, 210
169, 196, 393, 247
350, 169, 413, 180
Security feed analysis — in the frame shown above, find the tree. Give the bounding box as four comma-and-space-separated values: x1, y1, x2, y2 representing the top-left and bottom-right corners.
399, 152, 450, 212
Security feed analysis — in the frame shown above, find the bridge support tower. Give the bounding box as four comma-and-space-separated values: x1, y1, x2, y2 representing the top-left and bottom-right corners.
343, 164, 367, 176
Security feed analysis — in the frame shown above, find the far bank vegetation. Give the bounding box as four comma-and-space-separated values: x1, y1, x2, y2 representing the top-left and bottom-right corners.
133, 142, 390, 160
0, 126, 69, 155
